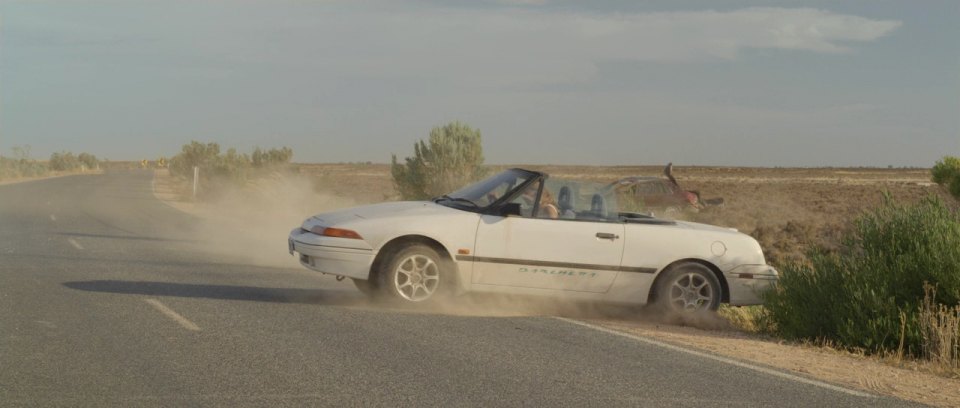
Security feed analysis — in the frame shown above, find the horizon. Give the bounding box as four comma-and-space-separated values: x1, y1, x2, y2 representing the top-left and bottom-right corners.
1, 154, 935, 170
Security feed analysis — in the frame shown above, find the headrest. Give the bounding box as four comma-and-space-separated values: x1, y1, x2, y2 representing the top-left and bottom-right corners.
558, 186, 574, 210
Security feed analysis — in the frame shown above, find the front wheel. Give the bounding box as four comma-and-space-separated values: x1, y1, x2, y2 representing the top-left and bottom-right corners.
378, 244, 447, 302
653, 263, 722, 314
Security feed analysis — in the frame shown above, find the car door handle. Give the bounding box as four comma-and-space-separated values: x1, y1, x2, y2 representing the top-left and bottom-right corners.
596, 232, 619, 240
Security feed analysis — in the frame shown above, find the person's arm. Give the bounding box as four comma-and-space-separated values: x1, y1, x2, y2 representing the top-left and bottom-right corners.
664, 162, 679, 186
543, 203, 559, 219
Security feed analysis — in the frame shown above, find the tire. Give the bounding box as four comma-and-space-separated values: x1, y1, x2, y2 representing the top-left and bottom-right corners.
653, 263, 722, 314
378, 244, 448, 302
351, 278, 375, 297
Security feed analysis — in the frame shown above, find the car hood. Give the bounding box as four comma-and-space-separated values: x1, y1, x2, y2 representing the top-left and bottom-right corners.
305, 201, 465, 227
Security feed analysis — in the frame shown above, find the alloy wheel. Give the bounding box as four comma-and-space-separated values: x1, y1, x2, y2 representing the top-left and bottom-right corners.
668, 272, 714, 312
393, 254, 440, 301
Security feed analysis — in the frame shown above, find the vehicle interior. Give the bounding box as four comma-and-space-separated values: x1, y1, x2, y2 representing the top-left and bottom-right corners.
440, 169, 676, 225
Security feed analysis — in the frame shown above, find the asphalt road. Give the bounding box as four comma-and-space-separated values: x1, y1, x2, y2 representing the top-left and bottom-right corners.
0, 170, 920, 407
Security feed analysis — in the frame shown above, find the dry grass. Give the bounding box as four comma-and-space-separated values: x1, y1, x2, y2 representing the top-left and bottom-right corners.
919, 284, 960, 374
717, 305, 770, 333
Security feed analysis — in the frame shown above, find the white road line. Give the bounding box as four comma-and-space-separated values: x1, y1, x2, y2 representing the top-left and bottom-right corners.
144, 299, 201, 331
49, 214, 57, 221
554, 317, 875, 399
67, 238, 83, 250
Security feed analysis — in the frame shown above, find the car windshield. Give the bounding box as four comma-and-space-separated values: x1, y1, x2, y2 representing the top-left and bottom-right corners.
436, 169, 537, 210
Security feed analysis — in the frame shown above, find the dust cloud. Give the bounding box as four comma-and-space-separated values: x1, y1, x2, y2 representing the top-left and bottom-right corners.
158, 170, 732, 330
169, 172, 357, 269
419, 293, 735, 331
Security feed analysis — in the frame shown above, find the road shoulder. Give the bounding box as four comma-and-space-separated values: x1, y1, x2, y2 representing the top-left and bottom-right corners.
585, 317, 958, 408
151, 169, 207, 217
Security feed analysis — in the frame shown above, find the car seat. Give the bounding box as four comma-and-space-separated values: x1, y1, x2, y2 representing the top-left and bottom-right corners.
557, 186, 576, 219
588, 193, 607, 219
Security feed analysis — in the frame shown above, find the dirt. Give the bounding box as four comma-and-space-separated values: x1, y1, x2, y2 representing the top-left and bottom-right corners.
153, 164, 960, 407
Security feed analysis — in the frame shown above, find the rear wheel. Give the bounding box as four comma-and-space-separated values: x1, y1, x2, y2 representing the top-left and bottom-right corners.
653, 263, 722, 314
378, 244, 446, 302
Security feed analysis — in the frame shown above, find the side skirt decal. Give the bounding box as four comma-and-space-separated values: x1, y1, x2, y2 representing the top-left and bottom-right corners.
456, 255, 656, 274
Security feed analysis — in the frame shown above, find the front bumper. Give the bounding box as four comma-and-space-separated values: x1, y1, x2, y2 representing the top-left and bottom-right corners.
289, 228, 375, 280
725, 264, 778, 306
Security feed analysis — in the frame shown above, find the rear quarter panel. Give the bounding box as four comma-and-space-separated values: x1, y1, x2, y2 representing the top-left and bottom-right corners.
614, 222, 764, 303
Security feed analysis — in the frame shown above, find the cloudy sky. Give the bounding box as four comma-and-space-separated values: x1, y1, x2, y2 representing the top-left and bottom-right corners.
1, 1, 957, 166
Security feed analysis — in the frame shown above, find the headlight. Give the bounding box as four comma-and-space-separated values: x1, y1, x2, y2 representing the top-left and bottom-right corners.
309, 226, 363, 240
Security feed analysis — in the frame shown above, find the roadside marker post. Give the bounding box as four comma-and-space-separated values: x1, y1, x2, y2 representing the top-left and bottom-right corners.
192, 166, 199, 199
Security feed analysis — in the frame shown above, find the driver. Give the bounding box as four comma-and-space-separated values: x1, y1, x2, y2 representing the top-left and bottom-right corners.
520, 184, 559, 219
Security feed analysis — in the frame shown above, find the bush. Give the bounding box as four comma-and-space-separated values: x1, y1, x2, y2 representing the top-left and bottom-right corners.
50, 151, 78, 171
169, 141, 222, 179
932, 156, 960, 200
252, 147, 293, 168
0, 145, 49, 180
49, 151, 98, 171
168, 141, 292, 198
391, 121, 487, 200
763, 194, 960, 357
78, 153, 99, 170
210, 148, 252, 185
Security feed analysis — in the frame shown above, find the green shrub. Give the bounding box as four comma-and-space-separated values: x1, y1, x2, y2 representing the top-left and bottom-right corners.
78, 152, 99, 170
1, 156, 12, 180
391, 121, 487, 200
763, 194, 960, 356
252, 147, 293, 168
168, 141, 292, 198
210, 147, 252, 185
0, 146, 49, 180
49, 152, 99, 171
50, 151, 79, 171
169, 141, 222, 179
932, 156, 960, 199
49, 151, 101, 171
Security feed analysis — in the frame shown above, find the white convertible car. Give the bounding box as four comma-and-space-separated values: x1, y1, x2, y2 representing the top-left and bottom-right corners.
289, 168, 777, 313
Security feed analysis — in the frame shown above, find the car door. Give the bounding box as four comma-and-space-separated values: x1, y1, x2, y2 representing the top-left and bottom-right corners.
470, 180, 625, 293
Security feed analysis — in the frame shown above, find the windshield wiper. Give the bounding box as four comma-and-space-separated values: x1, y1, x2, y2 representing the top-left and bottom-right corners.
433, 195, 479, 208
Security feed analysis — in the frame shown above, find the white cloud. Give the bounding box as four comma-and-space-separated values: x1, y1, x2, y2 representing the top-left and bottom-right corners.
251, 6, 901, 88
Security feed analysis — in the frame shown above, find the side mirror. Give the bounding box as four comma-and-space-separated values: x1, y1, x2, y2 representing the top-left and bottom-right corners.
499, 202, 522, 217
